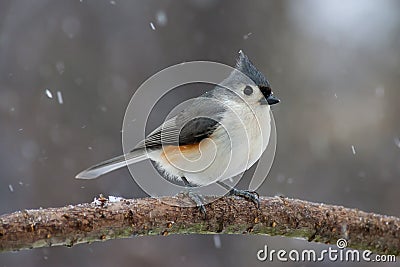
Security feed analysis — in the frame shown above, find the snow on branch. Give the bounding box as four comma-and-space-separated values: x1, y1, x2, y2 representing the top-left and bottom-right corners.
0, 195, 399, 255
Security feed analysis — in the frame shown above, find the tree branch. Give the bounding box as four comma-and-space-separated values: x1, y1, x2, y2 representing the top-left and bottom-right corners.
0, 195, 399, 255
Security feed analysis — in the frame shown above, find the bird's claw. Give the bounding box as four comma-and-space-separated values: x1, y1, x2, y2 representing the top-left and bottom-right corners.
229, 188, 260, 209
187, 191, 207, 218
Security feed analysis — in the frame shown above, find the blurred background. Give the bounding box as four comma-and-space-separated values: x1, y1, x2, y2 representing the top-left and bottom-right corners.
0, 0, 399, 266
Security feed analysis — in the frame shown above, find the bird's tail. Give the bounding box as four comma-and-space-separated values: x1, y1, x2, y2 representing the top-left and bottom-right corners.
75, 148, 147, 179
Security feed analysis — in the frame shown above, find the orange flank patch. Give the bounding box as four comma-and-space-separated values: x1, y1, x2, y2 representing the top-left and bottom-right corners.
160, 143, 201, 164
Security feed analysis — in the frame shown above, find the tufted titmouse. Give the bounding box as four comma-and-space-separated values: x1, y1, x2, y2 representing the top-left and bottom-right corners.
76, 51, 280, 209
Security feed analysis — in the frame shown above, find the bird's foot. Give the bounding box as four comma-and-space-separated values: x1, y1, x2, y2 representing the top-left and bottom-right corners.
178, 191, 207, 218
180, 177, 207, 218
229, 188, 260, 209
188, 191, 207, 217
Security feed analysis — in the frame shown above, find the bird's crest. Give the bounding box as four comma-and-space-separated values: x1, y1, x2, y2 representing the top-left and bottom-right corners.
235, 50, 270, 87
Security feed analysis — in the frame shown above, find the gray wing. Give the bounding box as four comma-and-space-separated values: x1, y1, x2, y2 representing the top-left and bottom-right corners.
133, 95, 227, 151
76, 91, 230, 179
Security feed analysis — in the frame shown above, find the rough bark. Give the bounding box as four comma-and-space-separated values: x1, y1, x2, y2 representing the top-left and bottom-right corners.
0, 195, 399, 255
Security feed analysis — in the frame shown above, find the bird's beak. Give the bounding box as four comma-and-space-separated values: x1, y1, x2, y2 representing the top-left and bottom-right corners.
260, 94, 280, 105
267, 94, 280, 105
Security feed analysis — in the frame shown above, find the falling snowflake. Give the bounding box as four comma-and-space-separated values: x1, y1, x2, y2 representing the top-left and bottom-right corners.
57, 91, 64, 104
45, 89, 53, 99
243, 32, 252, 40
213, 235, 221, 248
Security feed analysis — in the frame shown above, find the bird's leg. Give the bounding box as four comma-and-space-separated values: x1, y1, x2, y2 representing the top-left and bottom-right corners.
181, 177, 207, 216
216, 181, 260, 209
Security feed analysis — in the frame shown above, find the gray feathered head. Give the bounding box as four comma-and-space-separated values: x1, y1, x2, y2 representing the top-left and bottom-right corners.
218, 50, 278, 105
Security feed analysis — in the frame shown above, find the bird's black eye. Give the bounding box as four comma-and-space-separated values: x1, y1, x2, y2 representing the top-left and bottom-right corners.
259, 86, 272, 98
244, 86, 253, 96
